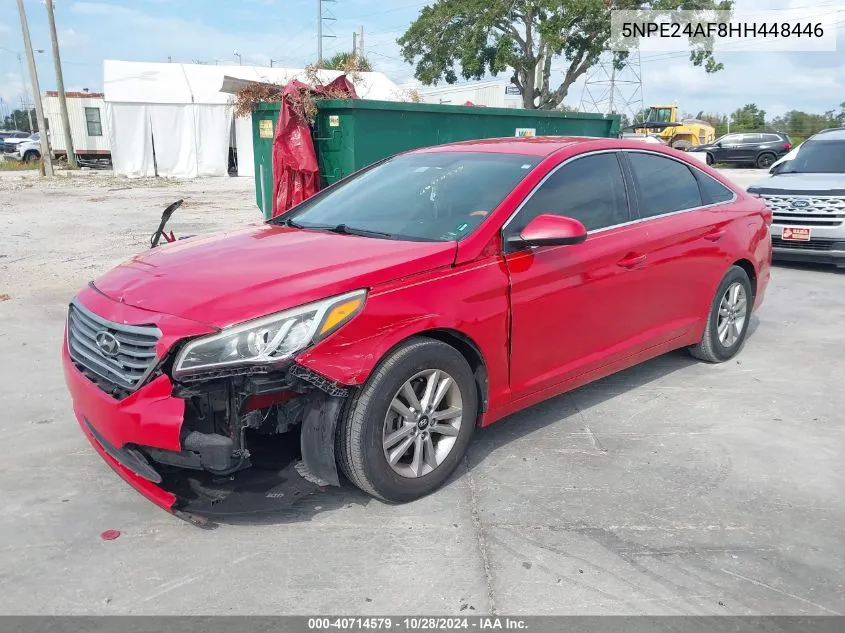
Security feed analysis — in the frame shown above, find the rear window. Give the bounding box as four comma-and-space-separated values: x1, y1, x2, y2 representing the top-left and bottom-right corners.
695, 172, 735, 204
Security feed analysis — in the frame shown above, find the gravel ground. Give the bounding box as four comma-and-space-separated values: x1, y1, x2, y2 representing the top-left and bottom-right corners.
1, 168, 843, 616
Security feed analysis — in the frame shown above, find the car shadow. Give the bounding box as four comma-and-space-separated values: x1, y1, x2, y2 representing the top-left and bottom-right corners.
208, 318, 761, 527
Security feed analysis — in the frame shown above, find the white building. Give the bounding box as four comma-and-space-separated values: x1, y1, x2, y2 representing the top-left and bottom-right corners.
417, 80, 524, 109
103, 60, 404, 179
42, 90, 111, 160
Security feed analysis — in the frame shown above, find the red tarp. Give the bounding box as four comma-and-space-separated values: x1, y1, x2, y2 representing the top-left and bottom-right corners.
271, 75, 357, 218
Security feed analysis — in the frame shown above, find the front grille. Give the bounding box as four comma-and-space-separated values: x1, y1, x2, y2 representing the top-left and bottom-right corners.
762, 194, 845, 228
2, 143, 18, 154
773, 216, 843, 227
67, 300, 161, 394
772, 237, 837, 251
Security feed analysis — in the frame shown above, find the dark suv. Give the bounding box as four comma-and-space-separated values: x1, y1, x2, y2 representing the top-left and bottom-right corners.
692, 132, 792, 169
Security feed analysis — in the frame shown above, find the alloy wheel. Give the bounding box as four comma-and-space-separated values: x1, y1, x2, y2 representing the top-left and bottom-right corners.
717, 282, 748, 347
382, 369, 463, 478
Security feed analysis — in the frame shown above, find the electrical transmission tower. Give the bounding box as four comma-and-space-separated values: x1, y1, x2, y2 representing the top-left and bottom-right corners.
317, 0, 337, 65
579, 49, 644, 126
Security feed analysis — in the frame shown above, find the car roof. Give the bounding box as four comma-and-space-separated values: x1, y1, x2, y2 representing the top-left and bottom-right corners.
411, 136, 630, 157
811, 127, 845, 141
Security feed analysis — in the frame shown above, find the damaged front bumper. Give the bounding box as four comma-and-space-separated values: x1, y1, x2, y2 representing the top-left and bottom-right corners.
62, 295, 351, 524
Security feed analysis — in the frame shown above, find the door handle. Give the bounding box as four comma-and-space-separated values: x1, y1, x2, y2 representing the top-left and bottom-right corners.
617, 253, 647, 269
704, 230, 726, 242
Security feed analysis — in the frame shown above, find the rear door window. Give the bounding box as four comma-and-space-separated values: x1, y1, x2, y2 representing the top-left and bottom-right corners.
626, 152, 703, 218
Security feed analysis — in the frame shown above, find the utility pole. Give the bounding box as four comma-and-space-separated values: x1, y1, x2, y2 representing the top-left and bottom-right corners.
45, 0, 76, 167
317, 0, 323, 65
359, 26, 365, 58
353, 31, 357, 57
317, 0, 337, 66
16, 0, 52, 176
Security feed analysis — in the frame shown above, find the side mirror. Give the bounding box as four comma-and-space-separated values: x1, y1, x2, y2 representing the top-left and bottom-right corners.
715, 141, 722, 148
507, 214, 588, 250
770, 161, 787, 175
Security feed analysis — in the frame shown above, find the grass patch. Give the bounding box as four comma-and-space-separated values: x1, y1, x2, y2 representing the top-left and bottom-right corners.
0, 159, 39, 171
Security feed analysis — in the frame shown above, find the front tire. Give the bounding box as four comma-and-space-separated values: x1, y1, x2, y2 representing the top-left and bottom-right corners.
705, 153, 715, 166
336, 337, 477, 502
23, 151, 39, 163
689, 266, 753, 363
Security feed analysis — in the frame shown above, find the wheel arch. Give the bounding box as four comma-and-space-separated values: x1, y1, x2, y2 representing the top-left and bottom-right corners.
415, 328, 489, 416
732, 258, 758, 301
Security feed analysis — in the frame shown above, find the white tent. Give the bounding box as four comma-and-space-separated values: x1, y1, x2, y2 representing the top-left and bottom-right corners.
103, 60, 404, 179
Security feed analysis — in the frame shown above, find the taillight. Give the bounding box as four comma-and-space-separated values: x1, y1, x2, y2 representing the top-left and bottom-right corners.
784, 143, 791, 150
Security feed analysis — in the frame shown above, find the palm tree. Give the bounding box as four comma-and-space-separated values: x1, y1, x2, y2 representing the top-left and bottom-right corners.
321, 51, 373, 72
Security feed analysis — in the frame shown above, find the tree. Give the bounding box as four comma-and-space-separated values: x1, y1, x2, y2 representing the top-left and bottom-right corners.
730, 103, 766, 131
398, 0, 732, 110
320, 51, 373, 72
769, 107, 843, 139
2, 108, 36, 132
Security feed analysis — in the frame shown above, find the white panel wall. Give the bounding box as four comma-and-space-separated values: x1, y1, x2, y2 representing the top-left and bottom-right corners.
43, 95, 111, 154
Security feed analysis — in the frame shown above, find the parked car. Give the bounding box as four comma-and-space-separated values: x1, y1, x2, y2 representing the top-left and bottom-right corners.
13, 135, 41, 163
2, 132, 38, 159
748, 127, 845, 266
691, 132, 792, 169
62, 137, 771, 521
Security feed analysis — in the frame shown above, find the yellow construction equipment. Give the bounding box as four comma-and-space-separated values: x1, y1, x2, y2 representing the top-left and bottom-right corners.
629, 105, 716, 150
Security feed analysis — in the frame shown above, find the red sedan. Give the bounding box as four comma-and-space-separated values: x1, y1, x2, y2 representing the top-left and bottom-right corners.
63, 137, 772, 519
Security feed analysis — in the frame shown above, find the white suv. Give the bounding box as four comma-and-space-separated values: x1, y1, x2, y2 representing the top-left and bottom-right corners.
748, 128, 845, 267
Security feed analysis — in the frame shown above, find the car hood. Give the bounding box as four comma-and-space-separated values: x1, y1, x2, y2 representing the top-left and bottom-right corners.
747, 173, 845, 195
92, 224, 457, 328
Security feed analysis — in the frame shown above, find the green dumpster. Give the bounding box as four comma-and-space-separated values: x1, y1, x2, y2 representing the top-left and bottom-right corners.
252, 99, 621, 219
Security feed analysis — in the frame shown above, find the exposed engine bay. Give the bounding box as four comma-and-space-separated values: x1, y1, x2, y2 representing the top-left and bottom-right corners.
146, 364, 348, 524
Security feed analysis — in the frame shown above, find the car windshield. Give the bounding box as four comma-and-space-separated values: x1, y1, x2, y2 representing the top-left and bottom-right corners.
279, 151, 541, 242
779, 140, 845, 174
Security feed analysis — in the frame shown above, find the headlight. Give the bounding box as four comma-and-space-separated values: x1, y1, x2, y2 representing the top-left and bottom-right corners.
172, 289, 366, 378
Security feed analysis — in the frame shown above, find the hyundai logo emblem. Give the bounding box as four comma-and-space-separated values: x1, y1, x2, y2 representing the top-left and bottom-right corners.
791, 199, 810, 208
95, 331, 121, 358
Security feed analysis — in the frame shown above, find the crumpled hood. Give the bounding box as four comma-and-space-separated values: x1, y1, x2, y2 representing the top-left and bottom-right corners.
92, 224, 456, 327
748, 173, 845, 195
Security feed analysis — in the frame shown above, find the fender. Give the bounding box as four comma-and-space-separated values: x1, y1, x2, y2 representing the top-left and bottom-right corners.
294, 256, 512, 416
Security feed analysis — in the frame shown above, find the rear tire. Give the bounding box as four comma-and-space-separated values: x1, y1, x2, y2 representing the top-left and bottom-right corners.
336, 337, 477, 503
756, 153, 775, 169
689, 266, 753, 363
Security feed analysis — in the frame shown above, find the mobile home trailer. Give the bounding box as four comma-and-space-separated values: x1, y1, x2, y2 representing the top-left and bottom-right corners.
42, 90, 111, 164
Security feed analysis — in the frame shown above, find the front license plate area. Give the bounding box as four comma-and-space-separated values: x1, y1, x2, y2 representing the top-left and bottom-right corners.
782, 227, 811, 241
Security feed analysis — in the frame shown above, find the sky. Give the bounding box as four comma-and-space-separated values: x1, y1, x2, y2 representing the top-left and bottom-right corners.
0, 0, 843, 122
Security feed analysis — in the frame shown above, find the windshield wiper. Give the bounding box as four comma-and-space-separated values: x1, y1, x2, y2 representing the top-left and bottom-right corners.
295, 223, 394, 239
278, 217, 305, 228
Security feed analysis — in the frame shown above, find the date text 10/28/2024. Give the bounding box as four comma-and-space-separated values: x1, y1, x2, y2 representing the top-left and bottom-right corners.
308, 617, 529, 631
